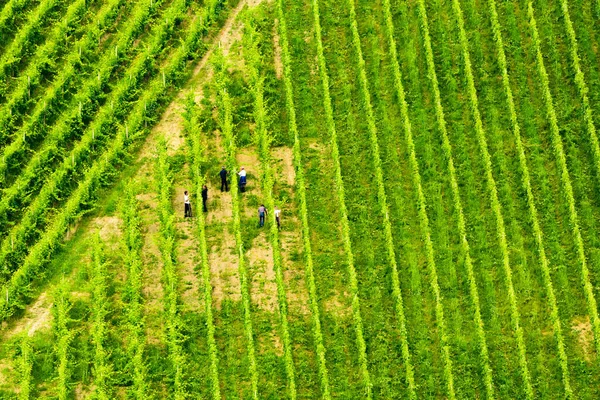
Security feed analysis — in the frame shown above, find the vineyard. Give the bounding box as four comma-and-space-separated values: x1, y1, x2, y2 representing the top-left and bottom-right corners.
1, 0, 600, 397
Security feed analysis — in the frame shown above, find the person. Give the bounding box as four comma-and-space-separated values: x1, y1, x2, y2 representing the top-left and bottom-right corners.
238, 167, 247, 193
219, 166, 228, 192
184, 190, 192, 217
201, 185, 208, 212
258, 204, 267, 227
274, 206, 281, 229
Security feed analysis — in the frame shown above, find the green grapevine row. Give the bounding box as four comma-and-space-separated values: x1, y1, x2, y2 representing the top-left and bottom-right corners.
17, 335, 33, 400
183, 98, 221, 400
52, 284, 72, 400
0, 0, 33, 39
0, 0, 63, 84
0, 0, 124, 147
0, 0, 188, 277
410, 0, 497, 396
0, 0, 223, 321
0, 0, 164, 184
0, 0, 87, 101
244, 19, 297, 400
449, 0, 534, 397
217, 63, 260, 400
156, 140, 187, 399
90, 237, 112, 400
276, 0, 331, 397
310, 0, 372, 396
527, 0, 600, 357
486, 0, 572, 396
122, 188, 148, 399
389, 0, 499, 396
558, 0, 600, 183
348, 0, 420, 397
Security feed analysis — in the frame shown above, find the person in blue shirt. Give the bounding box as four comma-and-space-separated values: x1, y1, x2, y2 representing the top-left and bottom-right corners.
258, 204, 267, 227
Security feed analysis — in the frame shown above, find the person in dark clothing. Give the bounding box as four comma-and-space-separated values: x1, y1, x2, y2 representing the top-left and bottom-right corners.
258, 204, 267, 227
201, 185, 208, 212
220, 166, 228, 192
184, 191, 192, 217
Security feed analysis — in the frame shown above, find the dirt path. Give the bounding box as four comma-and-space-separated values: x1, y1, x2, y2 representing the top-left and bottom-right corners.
133, 0, 268, 317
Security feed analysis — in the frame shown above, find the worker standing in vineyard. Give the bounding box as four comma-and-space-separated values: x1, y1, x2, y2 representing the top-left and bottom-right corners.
238, 167, 247, 193
220, 166, 229, 192
184, 190, 192, 218
258, 204, 267, 227
202, 185, 208, 212
274, 206, 281, 229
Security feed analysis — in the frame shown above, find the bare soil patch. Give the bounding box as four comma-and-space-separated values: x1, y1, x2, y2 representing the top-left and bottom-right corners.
93, 216, 122, 251
306, 138, 326, 153
209, 226, 241, 307
248, 233, 277, 312
273, 19, 283, 79
141, 220, 162, 302
136, 192, 157, 208
572, 316, 596, 362
5, 292, 52, 340
74, 383, 92, 399
175, 219, 202, 312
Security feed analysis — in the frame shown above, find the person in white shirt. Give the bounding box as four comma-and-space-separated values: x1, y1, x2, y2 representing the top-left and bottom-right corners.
274, 206, 281, 229
184, 190, 192, 217
238, 167, 247, 192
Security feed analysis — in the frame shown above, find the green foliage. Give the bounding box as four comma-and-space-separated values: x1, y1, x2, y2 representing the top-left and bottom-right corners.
155, 140, 187, 400
0, 0, 224, 322
0, 0, 34, 40
17, 335, 34, 400
558, 0, 600, 190
276, 0, 331, 397
90, 237, 113, 400
0, 0, 167, 200
447, 0, 534, 397
527, 0, 600, 362
413, 0, 499, 397
0, 0, 87, 102
486, 0, 572, 396
244, 17, 297, 400
0, 0, 185, 284
52, 283, 73, 400
0, 0, 63, 86
347, 0, 421, 397
6, 0, 600, 397
309, 0, 372, 397
0, 0, 123, 151
121, 188, 148, 399
183, 95, 222, 400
